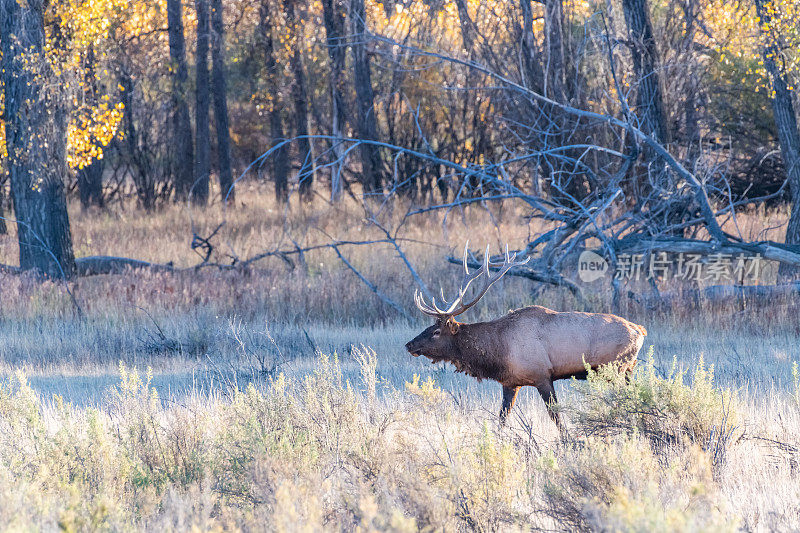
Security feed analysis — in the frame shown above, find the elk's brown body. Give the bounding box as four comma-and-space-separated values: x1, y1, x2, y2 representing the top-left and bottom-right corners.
406, 244, 647, 427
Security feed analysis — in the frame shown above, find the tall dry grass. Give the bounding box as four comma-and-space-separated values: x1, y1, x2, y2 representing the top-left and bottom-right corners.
1, 184, 798, 370
0, 351, 797, 531
0, 183, 796, 329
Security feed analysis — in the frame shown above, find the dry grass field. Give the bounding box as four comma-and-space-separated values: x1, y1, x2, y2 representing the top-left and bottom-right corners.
1, 184, 799, 531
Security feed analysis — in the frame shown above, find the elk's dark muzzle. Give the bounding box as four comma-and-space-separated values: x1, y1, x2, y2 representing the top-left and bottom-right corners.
405, 340, 421, 356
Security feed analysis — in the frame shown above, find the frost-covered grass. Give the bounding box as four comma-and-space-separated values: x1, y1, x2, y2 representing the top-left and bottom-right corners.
0, 352, 797, 531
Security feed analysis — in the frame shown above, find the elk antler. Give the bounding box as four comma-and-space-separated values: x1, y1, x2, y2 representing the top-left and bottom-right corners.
414, 242, 530, 319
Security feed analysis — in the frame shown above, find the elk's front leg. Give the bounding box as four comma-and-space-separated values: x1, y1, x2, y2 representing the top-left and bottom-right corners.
500, 386, 519, 425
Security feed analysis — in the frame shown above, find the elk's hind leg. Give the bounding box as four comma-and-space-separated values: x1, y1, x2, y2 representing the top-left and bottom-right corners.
536, 379, 563, 430
499, 386, 519, 425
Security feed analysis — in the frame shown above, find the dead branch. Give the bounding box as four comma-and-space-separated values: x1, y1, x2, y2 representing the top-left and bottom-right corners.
75, 256, 175, 276
331, 244, 411, 320
447, 254, 585, 305
0, 263, 20, 274
190, 222, 225, 263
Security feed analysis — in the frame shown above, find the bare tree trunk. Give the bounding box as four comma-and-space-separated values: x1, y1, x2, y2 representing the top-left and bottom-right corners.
683, 74, 700, 169
621, 0, 669, 144
210, 0, 234, 203
453, 0, 476, 52
680, 1, 701, 170
544, 0, 566, 103
194, 0, 211, 204
321, 0, 347, 202
453, 0, 480, 194
0, 0, 76, 278
519, 0, 550, 196
77, 46, 105, 209
167, 0, 195, 201
546, 0, 588, 199
119, 71, 156, 210
0, 179, 7, 234
755, 0, 800, 250
259, 0, 290, 203
283, 0, 315, 201
621, 0, 671, 199
519, 0, 544, 93
78, 164, 104, 209
350, 0, 383, 193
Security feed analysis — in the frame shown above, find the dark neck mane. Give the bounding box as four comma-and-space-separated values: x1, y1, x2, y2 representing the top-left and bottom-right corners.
446, 325, 506, 382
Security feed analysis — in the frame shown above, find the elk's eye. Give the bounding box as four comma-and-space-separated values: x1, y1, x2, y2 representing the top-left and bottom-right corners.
432, 328, 441, 338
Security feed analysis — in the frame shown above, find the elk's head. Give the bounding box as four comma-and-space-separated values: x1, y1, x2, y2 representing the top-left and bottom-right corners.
405, 244, 528, 363
405, 317, 461, 362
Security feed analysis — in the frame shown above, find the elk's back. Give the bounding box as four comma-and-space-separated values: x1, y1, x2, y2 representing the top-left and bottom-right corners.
501, 306, 645, 382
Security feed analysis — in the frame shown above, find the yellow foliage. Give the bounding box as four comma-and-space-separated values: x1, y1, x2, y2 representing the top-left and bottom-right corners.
67, 101, 124, 170
51, 0, 129, 58
0, 0, 127, 169
705, 0, 799, 94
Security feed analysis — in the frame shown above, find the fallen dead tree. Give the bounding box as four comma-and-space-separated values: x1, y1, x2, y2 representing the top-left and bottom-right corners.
613, 237, 800, 269
447, 254, 585, 303
629, 282, 800, 310
0, 263, 19, 275
332, 32, 800, 309
75, 256, 174, 276
0, 256, 173, 277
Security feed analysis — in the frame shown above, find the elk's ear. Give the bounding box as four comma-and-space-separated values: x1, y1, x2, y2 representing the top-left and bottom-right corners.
446, 319, 460, 335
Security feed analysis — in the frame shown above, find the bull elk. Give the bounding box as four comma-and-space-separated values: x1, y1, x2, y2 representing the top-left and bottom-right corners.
405, 244, 647, 427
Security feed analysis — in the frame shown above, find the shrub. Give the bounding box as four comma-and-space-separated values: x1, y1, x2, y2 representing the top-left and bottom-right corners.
539, 435, 737, 532
563, 349, 741, 470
